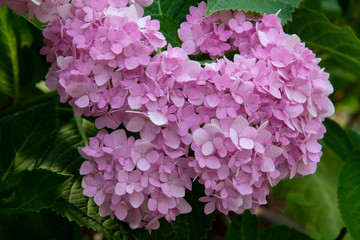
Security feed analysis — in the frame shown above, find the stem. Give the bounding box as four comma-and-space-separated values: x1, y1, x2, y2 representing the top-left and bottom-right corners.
218, 213, 231, 228
74, 111, 89, 146
335, 227, 348, 240
256, 207, 305, 232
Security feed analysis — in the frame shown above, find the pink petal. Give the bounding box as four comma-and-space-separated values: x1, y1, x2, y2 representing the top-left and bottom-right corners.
137, 158, 151, 171
148, 111, 168, 126
239, 138, 254, 149
204, 201, 215, 214
126, 117, 146, 132
115, 182, 127, 195
80, 161, 94, 175
261, 157, 275, 172
115, 205, 128, 220
206, 156, 221, 169
206, 94, 220, 107
148, 198, 157, 211
202, 141, 214, 156
75, 95, 90, 108
94, 191, 105, 205
158, 202, 169, 214
305, 140, 322, 153
193, 128, 209, 146
237, 184, 253, 195
129, 192, 144, 208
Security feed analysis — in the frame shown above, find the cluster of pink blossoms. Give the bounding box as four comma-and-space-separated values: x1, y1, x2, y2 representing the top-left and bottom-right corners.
2, 0, 334, 231
0, 0, 69, 22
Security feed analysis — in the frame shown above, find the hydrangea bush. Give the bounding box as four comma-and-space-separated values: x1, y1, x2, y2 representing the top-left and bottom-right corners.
1, 0, 359, 239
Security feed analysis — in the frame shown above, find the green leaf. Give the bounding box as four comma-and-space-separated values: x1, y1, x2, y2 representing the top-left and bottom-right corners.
0, 7, 23, 99
338, 151, 360, 240
225, 211, 259, 240
0, 7, 48, 105
260, 225, 313, 240
153, 14, 182, 47
323, 119, 353, 160
273, 146, 348, 240
0, 100, 57, 181
346, 130, 360, 151
22, 13, 45, 31
41, 119, 214, 240
286, 8, 360, 76
0, 169, 71, 214
144, 0, 202, 23
206, 0, 302, 24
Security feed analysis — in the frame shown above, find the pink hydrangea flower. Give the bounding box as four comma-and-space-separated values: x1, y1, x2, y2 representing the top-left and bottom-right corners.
35, 0, 334, 231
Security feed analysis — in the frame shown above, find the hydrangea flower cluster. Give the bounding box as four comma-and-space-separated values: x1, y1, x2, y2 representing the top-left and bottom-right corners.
1, 0, 334, 232
0, 0, 68, 22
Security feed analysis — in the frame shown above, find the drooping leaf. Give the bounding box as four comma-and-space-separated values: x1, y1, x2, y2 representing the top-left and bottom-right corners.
260, 225, 313, 240
273, 146, 348, 240
0, 100, 57, 180
0, 169, 71, 214
338, 151, 360, 240
224, 211, 259, 240
323, 119, 353, 160
287, 8, 360, 76
206, 0, 302, 24
0, 7, 24, 99
0, 7, 48, 104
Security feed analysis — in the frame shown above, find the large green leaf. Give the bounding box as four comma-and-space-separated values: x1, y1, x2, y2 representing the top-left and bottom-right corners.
323, 119, 353, 161
0, 100, 57, 180
260, 225, 313, 240
224, 211, 259, 240
287, 8, 360, 76
0, 7, 48, 105
273, 146, 349, 240
144, 0, 202, 23
41, 119, 214, 240
0, 169, 71, 214
338, 151, 360, 240
206, 0, 302, 24
0, 7, 23, 99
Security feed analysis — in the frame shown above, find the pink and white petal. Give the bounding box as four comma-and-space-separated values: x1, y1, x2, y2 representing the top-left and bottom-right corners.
129, 192, 145, 208
148, 111, 168, 126
126, 116, 146, 132
206, 156, 221, 169
158, 202, 169, 214
261, 157, 275, 172
137, 158, 151, 171
94, 191, 105, 205
202, 141, 214, 156
193, 128, 209, 146
148, 198, 158, 211
204, 201, 215, 214
239, 138, 254, 149
115, 182, 127, 196
75, 95, 90, 108
80, 161, 94, 175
